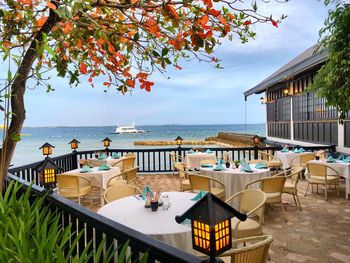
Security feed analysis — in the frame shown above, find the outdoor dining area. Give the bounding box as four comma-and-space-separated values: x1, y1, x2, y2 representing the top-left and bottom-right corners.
10, 137, 350, 263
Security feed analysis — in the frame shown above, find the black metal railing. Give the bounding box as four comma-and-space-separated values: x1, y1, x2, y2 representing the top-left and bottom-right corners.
4, 174, 201, 263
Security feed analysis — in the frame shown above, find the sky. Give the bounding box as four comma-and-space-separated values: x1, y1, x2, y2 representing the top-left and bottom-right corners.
9, 0, 331, 127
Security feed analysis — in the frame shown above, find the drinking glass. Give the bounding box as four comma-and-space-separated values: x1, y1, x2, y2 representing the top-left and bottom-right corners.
162, 194, 170, 210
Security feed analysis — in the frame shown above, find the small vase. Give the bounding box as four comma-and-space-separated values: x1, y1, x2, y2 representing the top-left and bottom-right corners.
151, 201, 158, 212
225, 161, 230, 168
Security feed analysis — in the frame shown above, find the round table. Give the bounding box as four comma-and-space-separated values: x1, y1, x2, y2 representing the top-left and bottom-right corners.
200, 166, 270, 207
185, 152, 216, 169
274, 151, 300, 169
98, 192, 196, 253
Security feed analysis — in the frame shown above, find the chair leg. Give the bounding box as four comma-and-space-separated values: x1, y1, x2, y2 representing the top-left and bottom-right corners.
78, 196, 81, 205
304, 182, 310, 197
337, 182, 340, 197
295, 193, 302, 211
324, 183, 327, 201
292, 194, 297, 208
280, 202, 287, 222
90, 192, 93, 208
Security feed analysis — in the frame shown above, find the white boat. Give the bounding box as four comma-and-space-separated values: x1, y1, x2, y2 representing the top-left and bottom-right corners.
114, 122, 146, 134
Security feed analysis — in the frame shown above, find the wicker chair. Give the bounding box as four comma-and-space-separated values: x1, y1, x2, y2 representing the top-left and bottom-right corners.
290, 152, 315, 170
104, 184, 141, 203
225, 189, 267, 239
218, 235, 273, 263
177, 164, 192, 192
170, 151, 184, 176
283, 167, 304, 211
259, 151, 282, 172
189, 174, 226, 200
121, 155, 136, 172
246, 176, 287, 222
57, 174, 92, 207
304, 162, 340, 201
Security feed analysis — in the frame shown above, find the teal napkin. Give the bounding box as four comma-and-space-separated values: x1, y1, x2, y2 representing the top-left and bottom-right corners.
98, 153, 107, 159
326, 155, 335, 163
191, 190, 207, 201
142, 186, 153, 200
281, 148, 289, 153
205, 149, 212, 154
241, 163, 253, 172
188, 149, 195, 154
98, 163, 110, 171
201, 163, 214, 168
299, 148, 306, 152
80, 165, 92, 173
255, 162, 268, 169
217, 159, 225, 165
338, 154, 344, 161
294, 148, 300, 153
182, 219, 192, 225
213, 164, 225, 171
343, 156, 350, 163
112, 153, 120, 159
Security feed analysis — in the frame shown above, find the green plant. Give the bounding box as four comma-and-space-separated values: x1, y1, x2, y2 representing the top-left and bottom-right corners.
0, 181, 147, 262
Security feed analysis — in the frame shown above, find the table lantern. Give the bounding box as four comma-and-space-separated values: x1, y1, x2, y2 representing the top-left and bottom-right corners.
102, 137, 112, 148
251, 135, 260, 146
39, 142, 55, 157
69, 139, 80, 150
175, 193, 247, 262
36, 157, 60, 190
175, 136, 183, 146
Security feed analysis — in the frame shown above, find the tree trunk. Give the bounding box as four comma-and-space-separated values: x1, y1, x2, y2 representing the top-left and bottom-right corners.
0, 10, 60, 190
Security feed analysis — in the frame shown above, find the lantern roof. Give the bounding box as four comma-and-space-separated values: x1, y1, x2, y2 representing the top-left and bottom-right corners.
68, 139, 80, 144
101, 137, 112, 142
39, 142, 55, 149
35, 157, 62, 172
175, 136, 183, 141
175, 192, 247, 225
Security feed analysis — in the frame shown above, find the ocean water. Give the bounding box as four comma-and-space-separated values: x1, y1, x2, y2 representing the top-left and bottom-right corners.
11, 124, 265, 167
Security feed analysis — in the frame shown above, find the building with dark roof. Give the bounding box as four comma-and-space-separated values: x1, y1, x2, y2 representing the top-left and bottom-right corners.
244, 44, 350, 153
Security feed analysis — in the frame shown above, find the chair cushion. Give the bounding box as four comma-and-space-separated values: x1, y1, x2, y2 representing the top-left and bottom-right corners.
268, 160, 282, 167
309, 175, 339, 183
232, 218, 263, 239
265, 192, 282, 203
283, 182, 296, 194
59, 185, 91, 198
109, 178, 127, 187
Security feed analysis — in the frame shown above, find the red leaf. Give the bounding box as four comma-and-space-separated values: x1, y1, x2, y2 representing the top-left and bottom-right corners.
79, 62, 87, 74
209, 9, 220, 17
126, 79, 135, 88
243, 20, 251, 26
271, 19, 278, 28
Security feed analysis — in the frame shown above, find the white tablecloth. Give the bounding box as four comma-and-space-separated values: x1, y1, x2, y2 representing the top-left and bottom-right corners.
81, 157, 123, 169
200, 166, 270, 207
307, 160, 350, 200
98, 192, 196, 253
274, 151, 300, 169
62, 167, 121, 205
185, 153, 216, 169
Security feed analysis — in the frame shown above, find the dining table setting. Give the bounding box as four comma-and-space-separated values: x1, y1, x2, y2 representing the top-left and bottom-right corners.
185, 149, 216, 170
274, 147, 307, 169
199, 160, 270, 207
80, 152, 124, 169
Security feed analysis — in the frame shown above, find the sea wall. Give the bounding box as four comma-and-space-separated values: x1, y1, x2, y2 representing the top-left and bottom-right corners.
205, 132, 264, 147
134, 140, 221, 146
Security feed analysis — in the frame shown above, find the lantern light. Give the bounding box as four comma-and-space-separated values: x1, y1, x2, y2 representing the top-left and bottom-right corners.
260, 97, 266, 104
35, 157, 61, 190
175, 193, 247, 263
102, 137, 112, 148
39, 142, 55, 157
251, 135, 260, 146
68, 139, 80, 150
175, 136, 183, 146
283, 88, 289, 95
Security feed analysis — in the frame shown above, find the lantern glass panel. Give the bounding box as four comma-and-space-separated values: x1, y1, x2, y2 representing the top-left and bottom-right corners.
43, 147, 52, 156
43, 168, 55, 184
103, 141, 110, 147
71, 142, 78, 149
214, 219, 230, 251
192, 220, 211, 252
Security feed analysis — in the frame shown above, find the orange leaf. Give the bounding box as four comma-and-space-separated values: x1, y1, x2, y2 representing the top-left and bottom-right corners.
79, 62, 87, 74
130, 0, 138, 4
126, 79, 135, 88
46, 0, 56, 10
36, 16, 48, 27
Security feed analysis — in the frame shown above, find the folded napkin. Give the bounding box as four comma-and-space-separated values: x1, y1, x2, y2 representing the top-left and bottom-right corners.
80, 165, 92, 173
293, 148, 300, 153
141, 186, 153, 200
188, 149, 195, 154
213, 164, 225, 171
112, 153, 120, 159
205, 149, 212, 154
201, 163, 214, 168
281, 148, 289, 153
299, 148, 306, 153
191, 190, 207, 201
98, 153, 107, 159
338, 154, 344, 161
342, 156, 350, 163
326, 155, 335, 163
216, 159, 225, 165
98, 163, 110, 171
255, 162, 268, 169
241, 163, 253, 172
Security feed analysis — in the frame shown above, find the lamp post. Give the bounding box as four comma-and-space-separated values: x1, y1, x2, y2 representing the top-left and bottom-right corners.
68, 139, 80, 169
39, 142, 55, 157
175, 193, 247, 263
175, 136, 183, 162
251, 135, 260, 160
260, 97, 265, 104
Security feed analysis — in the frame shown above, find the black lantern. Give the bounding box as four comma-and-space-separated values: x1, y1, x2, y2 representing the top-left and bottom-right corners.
251, 135, 260, 146
39, 142, 55, 157
175, 136, 183, 147
175, 193, 247, 263
69, 139, 80, 150
283, 88, 289, 96
260, 97, 265, 104
102, 137, 112, 148
35, 157, 61, 190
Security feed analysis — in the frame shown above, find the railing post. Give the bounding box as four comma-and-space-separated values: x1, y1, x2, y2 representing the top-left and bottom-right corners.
177, 146, 182, 162
254, 146, 259, 160
72, 150, 78, 170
